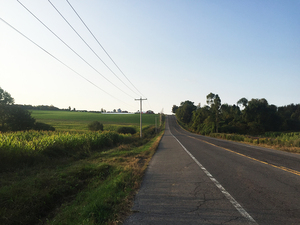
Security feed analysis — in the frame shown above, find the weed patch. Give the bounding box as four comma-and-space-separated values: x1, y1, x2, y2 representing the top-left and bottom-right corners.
0, 124, 165, 225
207, 132, 300, 153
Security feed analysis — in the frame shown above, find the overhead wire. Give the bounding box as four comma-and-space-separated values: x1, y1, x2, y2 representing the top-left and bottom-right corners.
48, 0, 140, 97
66, 0, 154, 111
66, 0, 146, 98
17, 0, 136, 99
0, 17, 134, 108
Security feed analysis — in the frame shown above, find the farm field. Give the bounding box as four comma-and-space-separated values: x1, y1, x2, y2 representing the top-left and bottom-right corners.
31, 110, 159, 131
0, 110, 165, 225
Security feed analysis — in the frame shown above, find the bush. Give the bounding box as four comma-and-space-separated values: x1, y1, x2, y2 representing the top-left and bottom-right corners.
142, 126, 156, 138
117, 126, 136, 134
34, 122, 55, 131
88, 121, 103, 131
1, 105, 36, 132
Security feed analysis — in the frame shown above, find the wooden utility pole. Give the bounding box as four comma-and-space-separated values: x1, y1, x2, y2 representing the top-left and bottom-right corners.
135, 97, 147, 138
160, 108, 164, 127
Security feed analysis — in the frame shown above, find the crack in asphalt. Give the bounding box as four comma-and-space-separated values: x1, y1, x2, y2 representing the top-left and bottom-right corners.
223, 217, 240, 224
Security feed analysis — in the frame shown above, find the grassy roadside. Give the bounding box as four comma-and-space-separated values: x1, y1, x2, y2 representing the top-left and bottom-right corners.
177, 119, 300, 154
208, 132, 300, 154
0, 126, 165, 225
49, 131, 164, 225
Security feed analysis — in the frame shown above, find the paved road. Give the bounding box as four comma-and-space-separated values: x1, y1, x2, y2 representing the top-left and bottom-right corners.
123, 116, 300, 224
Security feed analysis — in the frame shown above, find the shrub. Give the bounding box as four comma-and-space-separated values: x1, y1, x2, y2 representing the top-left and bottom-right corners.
1, 105, 36, 132
34, 122, 55, 131
117, 126, 136, 134
88, 121, 103, 131
142, 126, 156, 138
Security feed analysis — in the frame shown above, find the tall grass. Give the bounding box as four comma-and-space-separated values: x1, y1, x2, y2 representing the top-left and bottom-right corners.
208, 132, 300, 151
0, 125, 165, 225
0, 130, 131, 172
261, 132, 300, 147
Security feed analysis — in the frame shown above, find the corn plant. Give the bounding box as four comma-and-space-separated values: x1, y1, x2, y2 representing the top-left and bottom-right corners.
0, 130, 131, 172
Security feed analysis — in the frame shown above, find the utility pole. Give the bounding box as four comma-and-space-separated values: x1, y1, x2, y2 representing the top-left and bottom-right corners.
160, 108, 164, 127
135, 97, 147, 138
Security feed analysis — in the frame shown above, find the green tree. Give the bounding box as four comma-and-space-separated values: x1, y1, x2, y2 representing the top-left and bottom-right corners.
243, 98, 280, 134
191, 106, 211, 133
219, 104, 243, 133
0, 87, 14, 105
0, 87, 15, 130
172, 105, 179, 114
179, 94, 295, 135
237, 97, 248, 108
5, 106, 36, 131
278, 104, 300, 131
206, 93, 221, 132
0, 87, 38, 132
176, 100, 196, 124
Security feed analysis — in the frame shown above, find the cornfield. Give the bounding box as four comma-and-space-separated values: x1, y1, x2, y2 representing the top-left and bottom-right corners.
0, 130, 131, 171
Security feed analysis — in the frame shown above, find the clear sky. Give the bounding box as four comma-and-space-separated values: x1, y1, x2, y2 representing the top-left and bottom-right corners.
1, 0, 299, 114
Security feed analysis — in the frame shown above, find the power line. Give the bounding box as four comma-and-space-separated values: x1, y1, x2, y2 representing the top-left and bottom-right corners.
65, 1, 155, 112
0, 17, 134, 108
48, 0, 140, 97
17, 0, 135, 99
66, 0, 145, 98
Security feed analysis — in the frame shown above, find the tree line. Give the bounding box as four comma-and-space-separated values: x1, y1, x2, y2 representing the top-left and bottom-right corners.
16, 104, 104, 113
0, 87, 54, 132
16, 104, 61, 111
173, 93, 300, 135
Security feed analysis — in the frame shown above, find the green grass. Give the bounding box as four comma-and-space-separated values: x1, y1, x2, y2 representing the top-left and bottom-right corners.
0, 130, 132, 172
208, 132, 300, 153
0, 111, 165, 225
31, 110, 159, 131
176, 119, 300, 153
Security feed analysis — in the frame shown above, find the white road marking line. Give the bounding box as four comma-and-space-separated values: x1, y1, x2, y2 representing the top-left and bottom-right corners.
168, 121, 258, 224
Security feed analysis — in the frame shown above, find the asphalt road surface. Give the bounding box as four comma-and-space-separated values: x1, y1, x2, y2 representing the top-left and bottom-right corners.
123, 116, 300, 224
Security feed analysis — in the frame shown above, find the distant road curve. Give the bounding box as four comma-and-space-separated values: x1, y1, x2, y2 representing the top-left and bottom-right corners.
168, 115, 300, 224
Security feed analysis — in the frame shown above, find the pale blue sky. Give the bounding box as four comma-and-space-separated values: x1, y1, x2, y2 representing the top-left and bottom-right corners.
1, 0, 299, 114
